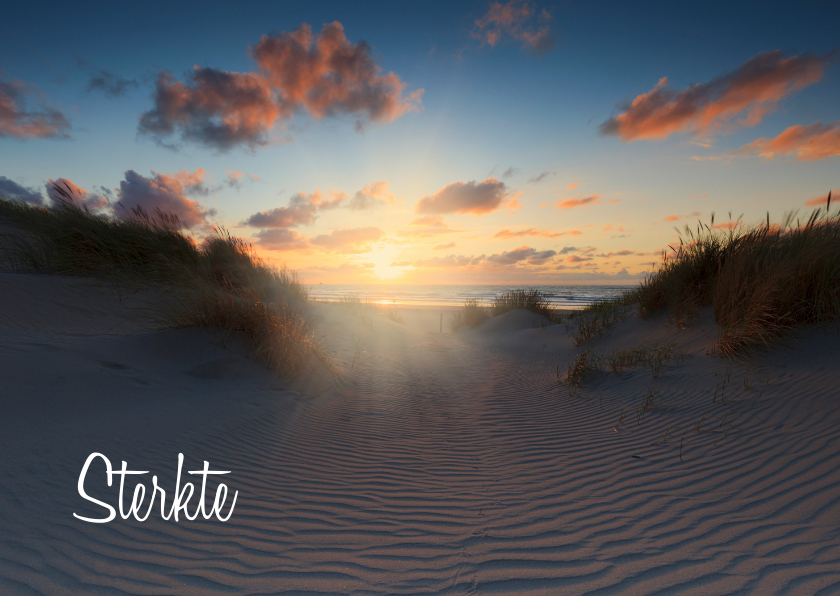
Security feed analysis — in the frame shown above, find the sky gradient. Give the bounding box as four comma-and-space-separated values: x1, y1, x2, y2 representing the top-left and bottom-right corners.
1, 0, 838, 284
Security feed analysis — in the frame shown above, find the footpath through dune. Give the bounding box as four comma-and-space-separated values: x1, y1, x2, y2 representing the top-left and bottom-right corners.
1, 278, 840, 595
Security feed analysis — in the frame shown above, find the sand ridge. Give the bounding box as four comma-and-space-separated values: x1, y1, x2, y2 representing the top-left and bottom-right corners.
1, 273, 840, 594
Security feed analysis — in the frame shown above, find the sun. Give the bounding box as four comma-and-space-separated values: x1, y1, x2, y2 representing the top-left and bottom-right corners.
367, 245, 408, 281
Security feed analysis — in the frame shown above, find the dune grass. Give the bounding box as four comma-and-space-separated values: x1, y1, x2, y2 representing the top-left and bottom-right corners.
638, 192, 840, 355
449, 298, 490, 331
492, 288, 555, 318
0, 186, 323, 378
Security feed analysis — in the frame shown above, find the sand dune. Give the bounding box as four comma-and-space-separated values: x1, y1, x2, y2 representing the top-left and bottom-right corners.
2, 272, 840, 595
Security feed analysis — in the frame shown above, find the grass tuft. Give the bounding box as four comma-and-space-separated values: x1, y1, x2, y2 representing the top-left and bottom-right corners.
491, 288, 555, 319
450, 298, 489, 331
636, 192, 840, 354
0, 190, 319, 379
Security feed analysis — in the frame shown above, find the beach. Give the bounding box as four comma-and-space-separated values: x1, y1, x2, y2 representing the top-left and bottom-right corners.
2, 270, 840, 595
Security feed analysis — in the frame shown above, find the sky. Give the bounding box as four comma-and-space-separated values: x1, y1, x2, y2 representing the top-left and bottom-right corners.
1, 0, 838, 285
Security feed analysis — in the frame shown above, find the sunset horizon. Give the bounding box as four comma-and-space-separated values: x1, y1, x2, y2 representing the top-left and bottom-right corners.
2, 1, 837, 286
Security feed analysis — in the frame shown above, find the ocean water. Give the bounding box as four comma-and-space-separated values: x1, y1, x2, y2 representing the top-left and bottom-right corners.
307, 284, 635, 310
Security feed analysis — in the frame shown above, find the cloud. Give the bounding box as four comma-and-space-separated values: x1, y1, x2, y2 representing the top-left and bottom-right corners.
433, 242, 456, 250
225, 169, 260, 189
527, 171, 555, 184
410, 214, 446, 227
473, 1, 555, 54
390, 260, 413, 267
0, 77, 71, 139
87, 69, 139, 98
413, 254, 485, 268
566, 182, 579, 191
600, 50, 831, 142
416, 178, 513, 215
554, 194, 602, 209
139, 22, 422, 151
253, 228, 310, 251
46, 178, 110, 212
502, 166, 519, 178
346, 181, 399, 209
116, 169, 216, 229
566, 254, 592, 262
804, 190, 838, 207
138, 69, 282, 151
486, 245, 556, 265
310, 226, 384, 253
244, 191, 320, 228
557, 246, 580, 254
738, 120, 840, 161
494, 227, 566, 238
664, 214, 680, 221
0, 176, 44, 205
399, 215, 460, 238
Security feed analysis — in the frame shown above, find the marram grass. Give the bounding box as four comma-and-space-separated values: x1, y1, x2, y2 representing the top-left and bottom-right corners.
0, 185, 322, 379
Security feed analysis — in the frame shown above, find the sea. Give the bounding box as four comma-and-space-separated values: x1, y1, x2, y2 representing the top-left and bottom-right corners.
307, 284, 635, 310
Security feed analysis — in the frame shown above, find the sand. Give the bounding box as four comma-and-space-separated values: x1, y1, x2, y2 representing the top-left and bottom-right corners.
1, 270, 840, 595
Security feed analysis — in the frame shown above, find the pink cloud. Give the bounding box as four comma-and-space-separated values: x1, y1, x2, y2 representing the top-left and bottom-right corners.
310, 226, 385, 253
600, 51, 830, 141
116, 169, 216, 229
804, 190, 837, 207
494, 227, 565, 238
253, 228, 310, 251
0, 77, 71, 139
46, 178, 109, 212
346, 181, 399, 209
554, 194, 603, 209
244, 191, 320, 228
738, 121, 840, 161
139, 22, 422, 151
415, 178, 512, 216
473, 1, 554, 54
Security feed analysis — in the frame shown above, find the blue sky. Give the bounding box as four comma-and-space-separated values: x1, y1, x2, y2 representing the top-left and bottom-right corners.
2, 1, 838, 283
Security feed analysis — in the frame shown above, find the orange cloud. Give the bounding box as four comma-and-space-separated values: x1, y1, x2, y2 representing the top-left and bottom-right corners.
0, 77, 71, 139
45, 178, 110, 212
310, 226, 385, 253
253, 228, 310, 251
738, 121, 840, 161
600, 51, 830, 141
415, 178, 512, 215
433, 242, 456, 250
346, 181, 400, 209
554, 194, 603, 209
473, 1, 554, 54
566, 182, 579, 191
139, 22, 422, 151
494, 227, 565, 238
603, 224, 613, 231
664, 214, 680, 221
804, 190, 838, 207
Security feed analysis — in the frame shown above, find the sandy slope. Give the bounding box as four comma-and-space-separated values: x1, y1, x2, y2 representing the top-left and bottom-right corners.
1, 273, 839, 595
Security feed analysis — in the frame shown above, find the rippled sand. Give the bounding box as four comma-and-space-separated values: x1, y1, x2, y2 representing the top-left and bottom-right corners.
2, 271, 839, 595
